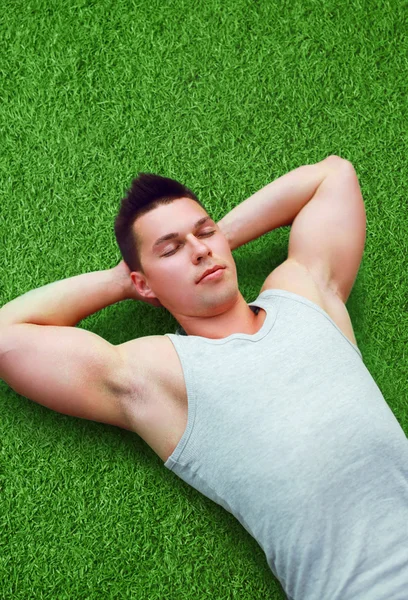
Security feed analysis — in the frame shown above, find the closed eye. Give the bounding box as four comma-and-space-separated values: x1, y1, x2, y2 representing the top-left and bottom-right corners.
162, 231, 216, 256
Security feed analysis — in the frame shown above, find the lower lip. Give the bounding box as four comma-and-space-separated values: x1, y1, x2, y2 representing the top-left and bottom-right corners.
199, 268, 225, 283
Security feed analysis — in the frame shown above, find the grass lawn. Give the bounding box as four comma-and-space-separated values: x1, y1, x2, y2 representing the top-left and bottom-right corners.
0, 0, 407, 597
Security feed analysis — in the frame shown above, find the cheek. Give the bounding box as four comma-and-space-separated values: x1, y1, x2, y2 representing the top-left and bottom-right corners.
217, 238, 232, 258
154, 261, 185, 285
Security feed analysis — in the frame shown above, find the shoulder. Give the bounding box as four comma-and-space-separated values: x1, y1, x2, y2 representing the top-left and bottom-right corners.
260, 258, 327, 307
260, 258, 358, 347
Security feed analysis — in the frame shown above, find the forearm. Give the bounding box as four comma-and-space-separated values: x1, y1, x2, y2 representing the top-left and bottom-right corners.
0, 269, 128, 328
217, 158, 332, 251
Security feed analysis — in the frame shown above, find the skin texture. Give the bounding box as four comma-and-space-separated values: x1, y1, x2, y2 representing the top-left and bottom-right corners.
129, 197, 264, 340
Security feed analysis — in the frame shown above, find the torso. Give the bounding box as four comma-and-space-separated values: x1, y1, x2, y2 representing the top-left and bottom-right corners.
120, 260, 359, 462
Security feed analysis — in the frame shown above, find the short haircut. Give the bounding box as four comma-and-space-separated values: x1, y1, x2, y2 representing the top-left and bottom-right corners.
114, 173, 206, 273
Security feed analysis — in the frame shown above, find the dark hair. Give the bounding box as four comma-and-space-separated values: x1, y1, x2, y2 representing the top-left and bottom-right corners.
114, 173, 206, 274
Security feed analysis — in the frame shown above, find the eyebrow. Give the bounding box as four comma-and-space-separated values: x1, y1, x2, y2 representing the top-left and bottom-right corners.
152, 216, 214, 251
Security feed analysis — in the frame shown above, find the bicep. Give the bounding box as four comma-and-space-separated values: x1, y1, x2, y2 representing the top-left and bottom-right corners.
288, 157, 366, 303
0, 323, 130, 428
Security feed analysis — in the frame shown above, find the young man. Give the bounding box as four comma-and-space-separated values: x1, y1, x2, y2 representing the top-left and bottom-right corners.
0, 156, 407, 600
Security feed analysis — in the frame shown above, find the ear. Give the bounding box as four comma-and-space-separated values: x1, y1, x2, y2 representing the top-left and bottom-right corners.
130, 271, 158, 302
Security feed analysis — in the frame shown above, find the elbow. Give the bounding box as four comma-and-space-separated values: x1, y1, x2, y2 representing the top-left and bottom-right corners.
324, 155, 356, 174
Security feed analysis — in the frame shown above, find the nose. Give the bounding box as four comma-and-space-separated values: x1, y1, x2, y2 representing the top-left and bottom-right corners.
187, 233, 212, 262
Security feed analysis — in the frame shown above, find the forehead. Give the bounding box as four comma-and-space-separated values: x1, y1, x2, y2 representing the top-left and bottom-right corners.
136, 197, 211, 250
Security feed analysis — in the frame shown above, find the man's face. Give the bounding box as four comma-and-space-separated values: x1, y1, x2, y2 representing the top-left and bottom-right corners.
132, 197, 239, 318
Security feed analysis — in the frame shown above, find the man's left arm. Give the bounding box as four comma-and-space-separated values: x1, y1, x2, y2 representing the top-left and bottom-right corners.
217, 156, 338, 251
217, 155, 366, 303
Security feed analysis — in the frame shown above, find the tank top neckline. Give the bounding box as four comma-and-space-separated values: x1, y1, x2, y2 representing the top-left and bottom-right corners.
175, 296, 276, 343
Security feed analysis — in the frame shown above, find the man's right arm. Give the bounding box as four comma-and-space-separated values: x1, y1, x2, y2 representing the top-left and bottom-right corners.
0, 265, 136, 427
0, 322, 133, 428
0, 267, 129, 328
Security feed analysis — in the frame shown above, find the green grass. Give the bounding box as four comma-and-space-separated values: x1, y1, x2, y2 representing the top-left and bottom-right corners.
0, 0, 407, 597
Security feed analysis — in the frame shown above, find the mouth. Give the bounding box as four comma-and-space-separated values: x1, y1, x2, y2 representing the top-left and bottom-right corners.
197, 266, 225, 283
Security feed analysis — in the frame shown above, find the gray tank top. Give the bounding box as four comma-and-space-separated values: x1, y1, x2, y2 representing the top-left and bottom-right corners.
164, 289, 408, 600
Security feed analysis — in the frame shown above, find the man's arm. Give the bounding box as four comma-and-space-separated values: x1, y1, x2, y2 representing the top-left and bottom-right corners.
217, 155, 339, 251
0, 265, 138, 427
217, 155, 366, 304
0, 267, 129, 328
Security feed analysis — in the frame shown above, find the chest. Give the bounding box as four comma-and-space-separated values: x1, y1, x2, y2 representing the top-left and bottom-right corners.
162, 286, 357, 401
129, 288, 357, 463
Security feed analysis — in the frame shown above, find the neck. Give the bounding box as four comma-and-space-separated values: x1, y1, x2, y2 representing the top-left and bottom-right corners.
177, 295, 263, 339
